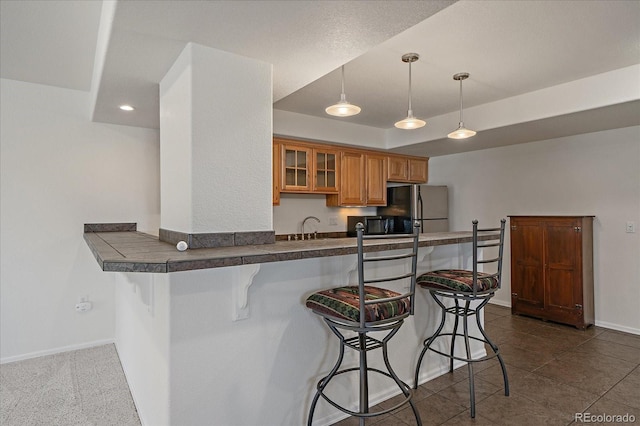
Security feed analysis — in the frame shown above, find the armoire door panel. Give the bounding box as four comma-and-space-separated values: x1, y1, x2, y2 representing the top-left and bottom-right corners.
545, 221, 581, 313
510, 221, 545, 312
546, 269, 575, 309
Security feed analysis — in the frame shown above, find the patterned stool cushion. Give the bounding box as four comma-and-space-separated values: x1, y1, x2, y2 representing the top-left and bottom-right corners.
417, 269, 499, 293
306, 286, 409, 323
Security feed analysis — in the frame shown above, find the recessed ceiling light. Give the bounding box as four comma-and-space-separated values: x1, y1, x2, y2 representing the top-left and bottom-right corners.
119, 105, 135, 111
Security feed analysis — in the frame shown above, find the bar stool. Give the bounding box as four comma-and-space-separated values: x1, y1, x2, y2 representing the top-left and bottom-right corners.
413, 219, 508, 418
305, 222, 422, 425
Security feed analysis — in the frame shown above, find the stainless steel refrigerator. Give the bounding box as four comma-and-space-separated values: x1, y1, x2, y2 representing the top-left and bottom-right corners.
377, 184, 449, 233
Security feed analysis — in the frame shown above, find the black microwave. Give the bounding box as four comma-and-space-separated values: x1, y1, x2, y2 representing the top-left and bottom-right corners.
347, 216, 389, 237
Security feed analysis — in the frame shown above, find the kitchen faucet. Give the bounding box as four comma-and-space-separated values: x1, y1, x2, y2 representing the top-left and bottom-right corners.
302, 216, 320, 240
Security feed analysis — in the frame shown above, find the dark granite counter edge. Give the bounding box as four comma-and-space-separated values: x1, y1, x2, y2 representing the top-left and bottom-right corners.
84, 228, 498, 273
85, 223, 137, 233
83, 233, 122, 271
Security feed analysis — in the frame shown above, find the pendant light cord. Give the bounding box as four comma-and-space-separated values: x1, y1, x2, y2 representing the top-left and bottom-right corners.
459, 78, 464, 124
407, 61, 413, 113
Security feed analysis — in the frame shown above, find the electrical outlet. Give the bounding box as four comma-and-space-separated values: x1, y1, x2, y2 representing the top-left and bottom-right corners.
328, 216, 338, 226
76, 296, 92, 312
626, 221, 636, 233
75, 301, 92, 312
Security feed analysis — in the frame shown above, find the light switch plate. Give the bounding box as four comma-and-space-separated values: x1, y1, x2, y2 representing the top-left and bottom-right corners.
626, 221, 636, 233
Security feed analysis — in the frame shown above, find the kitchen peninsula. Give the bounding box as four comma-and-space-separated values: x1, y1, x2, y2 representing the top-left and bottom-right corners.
84, 223, 496, 426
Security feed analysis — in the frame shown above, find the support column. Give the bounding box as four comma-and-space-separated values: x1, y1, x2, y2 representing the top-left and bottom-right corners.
159, 42, 273, 247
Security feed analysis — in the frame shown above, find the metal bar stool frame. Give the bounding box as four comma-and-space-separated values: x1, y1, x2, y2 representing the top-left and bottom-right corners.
307, 222, 422, 426
413, 219, 509, 418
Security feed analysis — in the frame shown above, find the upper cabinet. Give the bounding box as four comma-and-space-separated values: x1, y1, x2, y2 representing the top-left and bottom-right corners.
281, 143, 312, 192
276, 138, 340, 195
330, 150, 365, 205
313, 147, 339, 193
365, 153, 387, 206
273, 137, 428, 207
387, 155, 428, 183
326, 151, 387, 207
273, 141, 281, 205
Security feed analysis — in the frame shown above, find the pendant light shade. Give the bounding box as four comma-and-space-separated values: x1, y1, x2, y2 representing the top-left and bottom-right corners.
447, 72, 476, 139
395, 53, 426, 130
325, 66, 361, 117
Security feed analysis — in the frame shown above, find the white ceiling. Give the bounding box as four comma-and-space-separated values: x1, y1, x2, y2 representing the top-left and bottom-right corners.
0, 0, 101, 91
1, 0, 639, 156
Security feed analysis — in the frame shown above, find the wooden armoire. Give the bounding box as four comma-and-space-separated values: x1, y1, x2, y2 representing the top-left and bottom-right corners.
509, 216, 595, 329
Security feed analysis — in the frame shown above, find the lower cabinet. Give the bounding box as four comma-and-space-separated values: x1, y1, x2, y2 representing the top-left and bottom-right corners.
509, 215, 595, 329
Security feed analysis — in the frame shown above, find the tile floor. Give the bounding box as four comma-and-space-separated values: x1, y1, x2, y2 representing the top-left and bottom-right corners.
1, 305, 638, 425
334, 304, 640, 425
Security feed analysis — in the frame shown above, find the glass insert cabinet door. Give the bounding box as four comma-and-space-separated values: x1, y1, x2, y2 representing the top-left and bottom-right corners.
283, 145, 311, 191
314, 149, 339, 192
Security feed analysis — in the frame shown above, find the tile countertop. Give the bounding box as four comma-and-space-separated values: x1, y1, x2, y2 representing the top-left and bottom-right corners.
84, 228, 496, 273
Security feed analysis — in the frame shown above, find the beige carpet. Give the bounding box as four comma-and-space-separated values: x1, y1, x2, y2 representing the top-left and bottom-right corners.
0, 344, 140, 426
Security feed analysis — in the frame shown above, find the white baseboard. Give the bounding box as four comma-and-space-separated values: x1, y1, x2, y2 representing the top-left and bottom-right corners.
486, 301, 639, 335
0, 338, 115, 364
488, 299, 511, 308
595, 320, 640, 336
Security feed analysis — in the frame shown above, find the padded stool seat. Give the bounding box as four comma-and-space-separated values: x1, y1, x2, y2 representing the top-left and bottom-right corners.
306, 286, 410, 323
417, 269, 499, 293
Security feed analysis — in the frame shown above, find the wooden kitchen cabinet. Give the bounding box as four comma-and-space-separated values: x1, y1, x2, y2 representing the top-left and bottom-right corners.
326, 151, 387, 206
273, 141, 280, 205
387, 155, 428, 183
509, 216, 594, 329
275, 138, 340, 195
408, 158, 428, 182
365, 153, 387, 205
313, 147, 339, 193
273, 137, 427, 205
281, 143, 312, 192
329, 150, 365, 205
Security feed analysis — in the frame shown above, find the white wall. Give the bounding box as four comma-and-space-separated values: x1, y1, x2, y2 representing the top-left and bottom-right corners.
428, 126, 640, 333
273, 193, 375, 236
274, 109, 386, 150
0, 79, 160, 362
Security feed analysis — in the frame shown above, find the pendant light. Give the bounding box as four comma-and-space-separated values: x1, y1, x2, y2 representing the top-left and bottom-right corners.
325, 65, 361, 117
395, 53, 426, 130
447, 72, 476, 139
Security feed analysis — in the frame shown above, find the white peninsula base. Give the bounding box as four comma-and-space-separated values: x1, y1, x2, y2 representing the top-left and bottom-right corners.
114, 242, 489, 426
